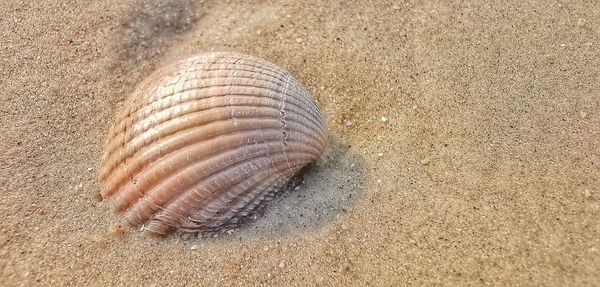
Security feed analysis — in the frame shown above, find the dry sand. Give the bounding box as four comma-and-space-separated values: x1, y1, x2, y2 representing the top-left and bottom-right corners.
1, 0, 599, 286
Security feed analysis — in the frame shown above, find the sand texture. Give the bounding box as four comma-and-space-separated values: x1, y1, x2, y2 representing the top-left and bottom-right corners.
1, 0, 599, 286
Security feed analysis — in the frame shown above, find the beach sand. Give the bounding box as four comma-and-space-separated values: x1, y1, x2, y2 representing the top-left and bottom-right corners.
1, 0, 599, 285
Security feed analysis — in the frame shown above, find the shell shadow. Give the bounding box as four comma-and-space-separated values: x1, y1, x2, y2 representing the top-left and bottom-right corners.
200, 137, 370, 241
112, 0, 201, 72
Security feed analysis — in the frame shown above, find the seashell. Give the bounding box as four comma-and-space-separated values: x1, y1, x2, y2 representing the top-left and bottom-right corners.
99, 52, 328, 235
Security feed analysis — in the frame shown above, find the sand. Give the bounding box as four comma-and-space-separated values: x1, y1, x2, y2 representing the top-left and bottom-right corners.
1, 0, 599, 286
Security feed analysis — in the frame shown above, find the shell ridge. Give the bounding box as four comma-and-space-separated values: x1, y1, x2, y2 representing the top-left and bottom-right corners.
159, 159, 306, 232
111, 63, 301, 129
102, 82, 325, 164
128, 77, 316, 127
113, 136, 320, 213
104, 82, 321, 150
279, 74, 292, 169
121, 139, 319, 222
228, 56, 245, 129
104, 119, 314, 191
195, 163, 304, 230
110, 52, 296, 137
148, 155, 286, 230
129, 96, 325, 143
102, 114, 323, 186
111, 70, 314, 133
209, 159, 308, 222
179, 169, 288, 230
114, 142, 276, 210
124, 89, 326, 144
104, 109, 320, 183
108, 129, 278, 201
184, 55, 288, 80
150, 152, 315, 231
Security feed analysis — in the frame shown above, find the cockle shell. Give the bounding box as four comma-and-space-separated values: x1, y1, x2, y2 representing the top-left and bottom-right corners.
99, 52, 328, 235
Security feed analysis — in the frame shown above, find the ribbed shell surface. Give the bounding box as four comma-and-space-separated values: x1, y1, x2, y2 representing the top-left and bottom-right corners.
99, 52, 328, 235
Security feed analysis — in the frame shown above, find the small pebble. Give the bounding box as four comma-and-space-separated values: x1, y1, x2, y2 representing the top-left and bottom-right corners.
377, 153, 384, 157
344, 119, 353, 126
380, 116, 388, 123
420, 157, 431, 165
295, 37, 303, 43
377, 179, 382, 183
87, 167, 93, 171
584, 189, 592, 198
227, 229, 234, 235
279, 262, 285, 268
191, 245, 199, 250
